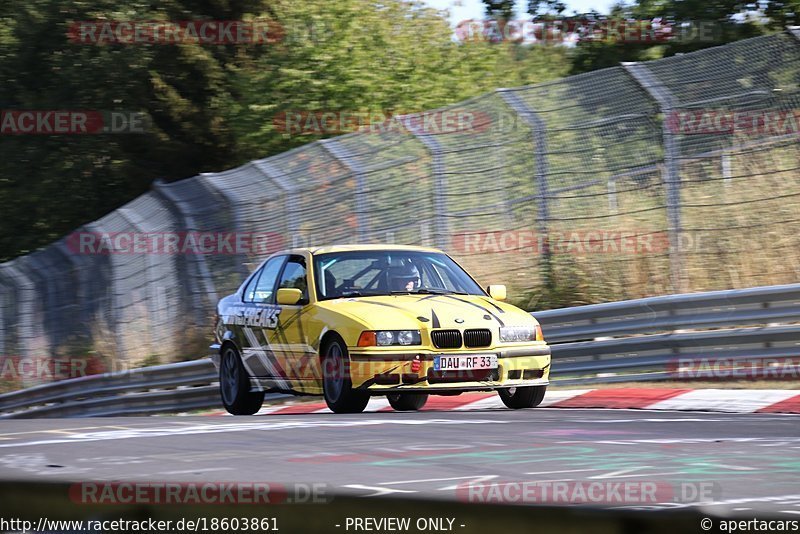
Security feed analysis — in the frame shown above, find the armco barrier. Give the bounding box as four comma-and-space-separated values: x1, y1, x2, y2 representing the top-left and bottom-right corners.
538, 282, 800, 385
1, 282, 799, 417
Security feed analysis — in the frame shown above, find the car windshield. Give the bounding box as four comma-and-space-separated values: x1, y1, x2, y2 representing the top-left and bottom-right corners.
314, 250, 485, 300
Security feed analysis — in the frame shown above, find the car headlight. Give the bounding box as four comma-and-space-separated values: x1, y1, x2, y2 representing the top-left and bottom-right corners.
376, 331, 395, 346
499, 326, 537, 342
358, 330, 422, 347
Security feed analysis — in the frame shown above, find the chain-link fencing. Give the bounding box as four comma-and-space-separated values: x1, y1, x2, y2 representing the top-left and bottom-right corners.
2, 30, 799, 373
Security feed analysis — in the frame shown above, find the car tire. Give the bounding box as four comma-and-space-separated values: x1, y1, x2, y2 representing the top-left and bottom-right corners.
219, 345, 265, 415
498, 385, 546, 409
322, 336, 369, 414
387, 393, 429, 411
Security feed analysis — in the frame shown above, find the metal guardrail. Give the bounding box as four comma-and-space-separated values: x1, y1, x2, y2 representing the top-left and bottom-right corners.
1, 282, 799, 417
0, 360, 223, 418
540, 282, 800, 385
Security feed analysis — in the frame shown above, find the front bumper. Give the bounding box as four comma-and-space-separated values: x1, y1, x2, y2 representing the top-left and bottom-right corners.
348, 343, 551, 393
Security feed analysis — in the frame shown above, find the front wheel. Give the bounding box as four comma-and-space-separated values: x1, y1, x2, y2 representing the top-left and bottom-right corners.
387, 393, 428, 411
321, 337, 369, 414
219, 345, 265, 415
498, 385, 546, 409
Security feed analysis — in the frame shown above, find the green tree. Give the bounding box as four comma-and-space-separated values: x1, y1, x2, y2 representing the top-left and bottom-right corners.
0, 0, 571, 261
0, 0, 273, 260
482, 0, 518, 20
527, 0, 567, 17
570, 0, 774, 73
230, 0, 569, 158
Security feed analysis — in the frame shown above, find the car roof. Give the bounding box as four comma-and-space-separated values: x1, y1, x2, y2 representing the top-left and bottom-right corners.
280, 244, 444, 256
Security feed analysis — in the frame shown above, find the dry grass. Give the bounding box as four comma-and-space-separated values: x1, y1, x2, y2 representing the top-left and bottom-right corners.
454, 142, 800, 310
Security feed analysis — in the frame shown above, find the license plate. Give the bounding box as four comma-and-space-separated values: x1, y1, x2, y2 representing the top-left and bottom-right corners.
434, 355, 498, 371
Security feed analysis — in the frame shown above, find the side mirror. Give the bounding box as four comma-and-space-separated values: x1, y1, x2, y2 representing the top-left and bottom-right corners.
487, 284, 507, 301
277, 288, 303, 305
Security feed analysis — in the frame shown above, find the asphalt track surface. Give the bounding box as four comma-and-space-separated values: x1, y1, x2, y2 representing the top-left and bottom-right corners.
0, 408, 798, 517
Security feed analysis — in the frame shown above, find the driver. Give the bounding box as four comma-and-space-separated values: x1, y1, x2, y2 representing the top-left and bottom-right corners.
388, 261, 421, 292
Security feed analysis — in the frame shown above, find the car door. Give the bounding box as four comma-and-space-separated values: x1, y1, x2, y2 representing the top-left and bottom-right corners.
238, 255, 290, 389
270, 254, 316, 391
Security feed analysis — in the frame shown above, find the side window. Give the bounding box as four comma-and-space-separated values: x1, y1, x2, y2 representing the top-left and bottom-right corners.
245, 256, 285, 303
278, 256, 308, 303
242, 267, 262, 302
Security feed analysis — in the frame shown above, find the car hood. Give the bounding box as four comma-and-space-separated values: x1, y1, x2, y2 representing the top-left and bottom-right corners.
315, 293, 536, 330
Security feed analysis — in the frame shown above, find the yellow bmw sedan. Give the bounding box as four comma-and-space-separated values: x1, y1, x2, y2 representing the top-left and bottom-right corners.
210, 245, 551, 414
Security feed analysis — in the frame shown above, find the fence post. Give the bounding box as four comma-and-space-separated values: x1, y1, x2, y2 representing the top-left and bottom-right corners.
0, 261, 46, 385
117, 207, 162, 357
721, 151, 732, 187
319, 138, 370, 243
83, 220, 127, 363
17, 253, 58, 357
51, 239, 88, 350
405, 122, 449, 250
0, 270, 14, 358
253, 160, 301, 247
623, 62, 686, 293
497, 89, 552, 282
152, 179, 218, 322
196, 173, 251, 279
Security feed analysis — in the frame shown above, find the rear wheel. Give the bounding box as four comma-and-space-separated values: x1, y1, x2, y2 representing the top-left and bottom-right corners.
387, 393, 428, 411
322, 337, 369, 414
498, 385, 546, 409
220, 345, 264, 415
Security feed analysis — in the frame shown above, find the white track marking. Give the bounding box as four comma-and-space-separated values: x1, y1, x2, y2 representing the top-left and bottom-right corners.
343, 485, 417, 497
525, 469, 600, 476
588, 467, 653, 479
539, 389, 595, 407
0, 453, 91, 475
688, 462, 756, 471
365, 397, 392, 412
558, 437, 800, 445
646, 389, 800, 413
0, 418, 513, 449
378, 475, 497, 486
663, 494, 800, 509
158, 467, 234, 475
454, 396, 504, 410
311, 397, 391, 414
437, 475, 500, 491
255, 405, 298, 416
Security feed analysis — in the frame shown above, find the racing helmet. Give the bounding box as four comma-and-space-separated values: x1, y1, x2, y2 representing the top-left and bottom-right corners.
388, 261, 420, 291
